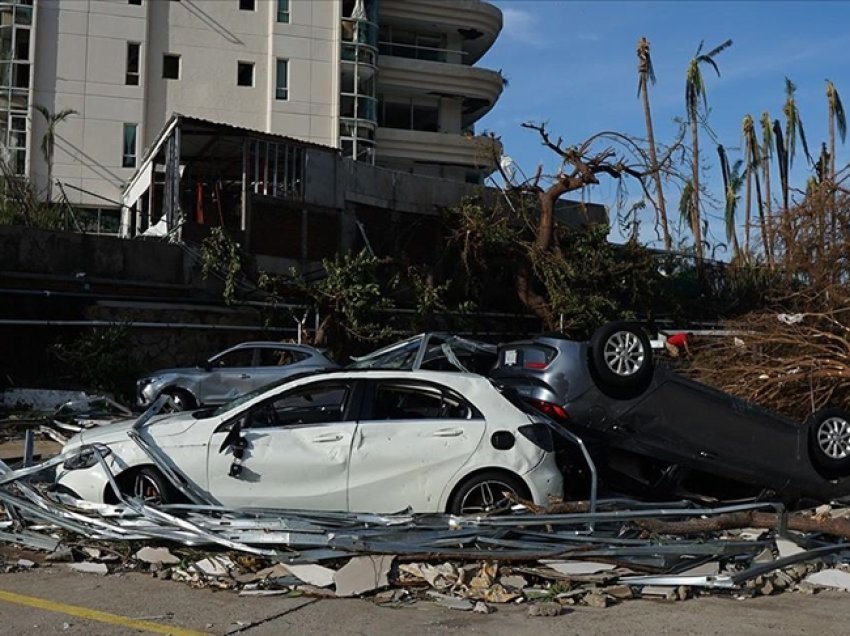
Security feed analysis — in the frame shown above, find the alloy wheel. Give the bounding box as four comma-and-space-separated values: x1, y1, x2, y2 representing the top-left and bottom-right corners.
133, 472, 165, 505
817, 416, 850, 459
603, 331, 646, 377
458, 480, 516, 515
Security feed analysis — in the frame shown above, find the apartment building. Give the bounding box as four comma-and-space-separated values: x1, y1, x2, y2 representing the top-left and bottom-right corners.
0, 0, 503, 231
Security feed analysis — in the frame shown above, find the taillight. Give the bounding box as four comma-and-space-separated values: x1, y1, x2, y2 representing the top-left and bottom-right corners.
526, 399, 569, 423
525, 361, 548, 370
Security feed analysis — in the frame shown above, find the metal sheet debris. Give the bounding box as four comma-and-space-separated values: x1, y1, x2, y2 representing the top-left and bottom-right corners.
2, 420, 850, 610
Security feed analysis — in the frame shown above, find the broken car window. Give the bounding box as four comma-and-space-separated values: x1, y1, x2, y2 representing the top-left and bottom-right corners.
367, 383, 475, 420
262, 383, 350, 427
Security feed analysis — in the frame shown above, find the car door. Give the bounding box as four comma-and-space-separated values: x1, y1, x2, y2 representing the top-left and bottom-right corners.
201, 346, 258, 404
207, 380, 357, 510
347, 380, 487, 513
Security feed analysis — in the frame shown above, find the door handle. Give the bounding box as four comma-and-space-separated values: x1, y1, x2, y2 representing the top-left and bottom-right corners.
240, 373, 251, 379
433, 428, 463, 437
313, 433, 343, 443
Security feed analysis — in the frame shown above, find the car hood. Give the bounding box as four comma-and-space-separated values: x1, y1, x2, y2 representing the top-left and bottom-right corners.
75, 410, 201, 446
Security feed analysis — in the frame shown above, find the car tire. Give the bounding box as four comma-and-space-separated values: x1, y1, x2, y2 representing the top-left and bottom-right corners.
808, 408, 850, 475
589, 322, 653, 389
161, 388, 196, 412
127, 467, 176, 506
448, 470, 528, 515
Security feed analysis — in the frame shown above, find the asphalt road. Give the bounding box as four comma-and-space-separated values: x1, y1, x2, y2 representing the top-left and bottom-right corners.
1, 566, 849, 636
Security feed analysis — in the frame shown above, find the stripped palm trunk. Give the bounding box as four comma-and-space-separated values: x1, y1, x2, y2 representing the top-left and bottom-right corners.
637, 37, 671, 249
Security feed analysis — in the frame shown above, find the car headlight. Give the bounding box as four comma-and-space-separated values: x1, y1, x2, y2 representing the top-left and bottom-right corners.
62, 445, 111, 471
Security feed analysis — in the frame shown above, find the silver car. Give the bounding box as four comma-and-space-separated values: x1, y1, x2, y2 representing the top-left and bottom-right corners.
136, 342, 339, 410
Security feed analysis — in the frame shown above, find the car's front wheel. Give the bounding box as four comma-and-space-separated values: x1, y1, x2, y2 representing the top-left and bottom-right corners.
126, 467, 176, 506
809, 408, 850, 475
448, 471, 528, 515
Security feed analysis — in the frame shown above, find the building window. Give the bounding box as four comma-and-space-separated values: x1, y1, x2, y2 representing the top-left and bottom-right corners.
122, 123, 137, 168
275, 59, 288, 100
277, 0, 289, 23
125, 42, 140, 85
237, 61, 254, 87
162, 54, 180, 79
128, 0, 142, 5
239, 0, 255, 10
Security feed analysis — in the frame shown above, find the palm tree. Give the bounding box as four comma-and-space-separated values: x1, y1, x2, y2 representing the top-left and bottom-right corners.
718, 145, 744, 260
742, 114, 768, 262
760, 112, 775, 261
34, 105, 77, 203
637, 37, 671, 249
685, 39, 732, 261
781, 77, 810, 209
826, 79, 846, 182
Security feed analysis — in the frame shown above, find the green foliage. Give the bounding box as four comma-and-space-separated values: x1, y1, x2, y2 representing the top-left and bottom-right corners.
51, 326, 142, 402
529, 225, 661, 336
200, 227, 245, 305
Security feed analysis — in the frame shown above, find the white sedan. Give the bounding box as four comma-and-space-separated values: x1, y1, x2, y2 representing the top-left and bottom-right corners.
56, 370, 563, 515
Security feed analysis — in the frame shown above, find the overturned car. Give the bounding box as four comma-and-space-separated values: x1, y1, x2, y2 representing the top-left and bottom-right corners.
493, 322, 850, 505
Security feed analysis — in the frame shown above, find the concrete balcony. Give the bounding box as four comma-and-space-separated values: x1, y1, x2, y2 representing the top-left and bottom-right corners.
379, 0, 501, 64
378, 55, 504, 126
375, 127, 500, 170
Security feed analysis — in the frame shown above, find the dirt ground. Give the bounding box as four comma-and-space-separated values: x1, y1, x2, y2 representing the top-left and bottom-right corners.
0, 566, 848, 636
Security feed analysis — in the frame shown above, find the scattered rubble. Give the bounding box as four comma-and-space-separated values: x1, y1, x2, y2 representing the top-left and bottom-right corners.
4, 428, 850, 613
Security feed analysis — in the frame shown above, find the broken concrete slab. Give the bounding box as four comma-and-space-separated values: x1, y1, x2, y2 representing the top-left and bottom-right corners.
776, 538, 806, 558
334, 555, 394, 597
472, 601, 494, 614
134, 547, 180, 566
66, 562, 108, 575
540, 560, 616, 576
805, 568, 850, 591
426, 591, 474, 611
192, 556, 235, 578
286, 563, 336, 588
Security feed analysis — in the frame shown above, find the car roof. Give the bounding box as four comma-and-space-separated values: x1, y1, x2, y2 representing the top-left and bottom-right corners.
225, 341, 325, 352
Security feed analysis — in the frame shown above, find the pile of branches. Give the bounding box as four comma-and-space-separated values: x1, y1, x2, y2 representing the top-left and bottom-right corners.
687, 288, 850, 419
689, 183, 850, 420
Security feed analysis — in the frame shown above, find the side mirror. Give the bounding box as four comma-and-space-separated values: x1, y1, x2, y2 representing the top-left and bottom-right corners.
201, 360, 213, 372
218, 419, 244, 454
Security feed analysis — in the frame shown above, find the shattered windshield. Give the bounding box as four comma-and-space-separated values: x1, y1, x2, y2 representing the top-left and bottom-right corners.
347, 334, 496, 372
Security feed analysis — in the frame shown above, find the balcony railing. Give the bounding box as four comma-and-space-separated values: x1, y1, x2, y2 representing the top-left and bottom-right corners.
377, 41, 467, 64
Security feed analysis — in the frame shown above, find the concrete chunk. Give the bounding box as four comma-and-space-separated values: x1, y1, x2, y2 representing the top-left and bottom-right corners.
334, 555, 394, 597
805, 569, 850, 591
67, 562, 108, 575
287, 563, 336, 588
134, 547, 180, 566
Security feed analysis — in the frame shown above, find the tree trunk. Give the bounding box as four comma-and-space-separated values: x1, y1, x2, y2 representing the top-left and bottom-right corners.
515, 265, 555, 329
690, 118, 703, 261
744, 166, 752, 257
762, 158, 773, 266
641, 78, 670, 249
755, 171, 769, 264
